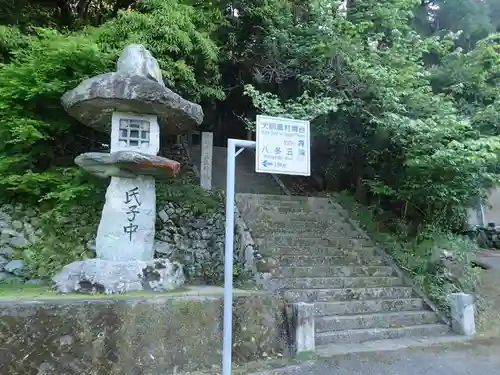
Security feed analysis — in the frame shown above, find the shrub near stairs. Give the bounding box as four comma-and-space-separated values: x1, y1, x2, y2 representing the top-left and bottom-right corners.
335, 192, 479, 315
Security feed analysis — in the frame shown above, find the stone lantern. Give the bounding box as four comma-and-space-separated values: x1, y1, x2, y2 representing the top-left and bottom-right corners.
53, 44, 203, 294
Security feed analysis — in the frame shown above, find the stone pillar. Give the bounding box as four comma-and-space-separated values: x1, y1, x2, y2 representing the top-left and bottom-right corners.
291, 302, 315, 355
96, 175, 156, 261
450, 292, 476, 336
200, 132, 213, 190
95, 111, 160, 261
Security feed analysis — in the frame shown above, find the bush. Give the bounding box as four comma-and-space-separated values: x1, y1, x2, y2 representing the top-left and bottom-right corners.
335, 192, 479, 314
0, 27, 113, 205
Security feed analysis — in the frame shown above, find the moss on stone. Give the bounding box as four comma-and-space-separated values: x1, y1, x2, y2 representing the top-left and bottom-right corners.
0, 292, 286, 374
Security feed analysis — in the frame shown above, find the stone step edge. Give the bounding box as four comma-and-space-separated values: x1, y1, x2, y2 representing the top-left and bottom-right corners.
274, 255, 384, 261
247, 334, 470, 374
236, 193, 330, 202
261, 245, 376, 249
277, 265, 394, 270
312, 297, 423, 306
315, 310, 437, 331
313, 333, 468, 358
316, 309, 433, 320
283, 286, 412, 293
272, 276, 402, 281
316, 323, 448, 340
254, 233, 369, 238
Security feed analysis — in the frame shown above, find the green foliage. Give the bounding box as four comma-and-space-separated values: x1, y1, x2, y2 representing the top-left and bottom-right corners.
243, 84, 339, 130
242, 0, 500, 232
0, 0, 223, 209
156, 178, 223, 216
96, 0, 224, 101
20, 180, 105, 280
336, 192, 479, 314
0, 27, 113, 205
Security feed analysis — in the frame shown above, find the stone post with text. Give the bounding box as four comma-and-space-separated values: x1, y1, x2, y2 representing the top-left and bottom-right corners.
200, 131, 213, 190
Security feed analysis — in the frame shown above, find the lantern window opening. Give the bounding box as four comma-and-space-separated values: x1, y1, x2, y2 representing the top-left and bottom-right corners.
118, 118, 151, 149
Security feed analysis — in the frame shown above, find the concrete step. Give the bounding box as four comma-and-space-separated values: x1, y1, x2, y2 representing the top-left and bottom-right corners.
246, 212, 347, 224
315, 324, 450, 345
238, 194, 330, 205
315, 310, 441, 332
258, 245, 377, 258
314, 298, 424, 316
237, 193, 313, 202
247, 220, 348, 231
249, 225, 360, 238
271, 276, 402, 289
276, 254, 384, 266
255, 236, 373, 248
238, 199, 332, 213
314, 334, 469, 357
284, 286, 413, 303
272, 265, 395, 278
248, 206, 335, 216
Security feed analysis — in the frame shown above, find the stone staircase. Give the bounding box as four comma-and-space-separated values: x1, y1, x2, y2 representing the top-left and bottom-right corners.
236, 193, 456, 354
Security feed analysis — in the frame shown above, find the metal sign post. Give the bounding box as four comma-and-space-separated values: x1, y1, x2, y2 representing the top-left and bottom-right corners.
222, 116, 310, 374
222, 138, 256, 375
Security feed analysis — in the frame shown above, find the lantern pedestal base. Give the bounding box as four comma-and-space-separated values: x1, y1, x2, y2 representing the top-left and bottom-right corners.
53, 258, 185, 294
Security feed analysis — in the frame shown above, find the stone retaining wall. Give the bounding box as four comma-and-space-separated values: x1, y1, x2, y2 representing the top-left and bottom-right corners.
0, 290, 287, 374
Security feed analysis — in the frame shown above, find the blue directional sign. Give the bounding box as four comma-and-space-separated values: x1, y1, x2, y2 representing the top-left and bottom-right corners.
262, 160, 272, 168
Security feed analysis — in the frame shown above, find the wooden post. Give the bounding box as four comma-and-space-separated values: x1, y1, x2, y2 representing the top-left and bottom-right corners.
200, 132, 213, 190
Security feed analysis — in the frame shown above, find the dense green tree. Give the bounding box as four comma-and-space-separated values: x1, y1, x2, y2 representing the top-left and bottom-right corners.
242, 0, 500, 231
1, 0, 500, 231
0, 0, 222, 204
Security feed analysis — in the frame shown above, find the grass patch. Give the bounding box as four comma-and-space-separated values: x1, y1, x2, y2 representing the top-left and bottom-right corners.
0, 284, 189, 300
0, 284, 263, 301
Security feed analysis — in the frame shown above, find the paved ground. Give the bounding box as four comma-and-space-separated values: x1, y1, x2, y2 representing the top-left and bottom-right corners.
474, 250, 500, 269
249, 339, 500, 375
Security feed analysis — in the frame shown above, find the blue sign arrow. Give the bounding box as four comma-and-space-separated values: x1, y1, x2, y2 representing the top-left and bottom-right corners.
262, 160, 273, 168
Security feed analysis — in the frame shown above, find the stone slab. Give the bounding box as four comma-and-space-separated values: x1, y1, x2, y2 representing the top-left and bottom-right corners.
0, 293, 286, 374
75, 151, 181, 178
314, 334, 472, 358
52, 258, 185, 294
61, 72, 203, 134
316, 324, 450, 346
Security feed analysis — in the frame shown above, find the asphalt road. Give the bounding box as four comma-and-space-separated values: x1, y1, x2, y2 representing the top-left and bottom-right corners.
250, 339, 500, 375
